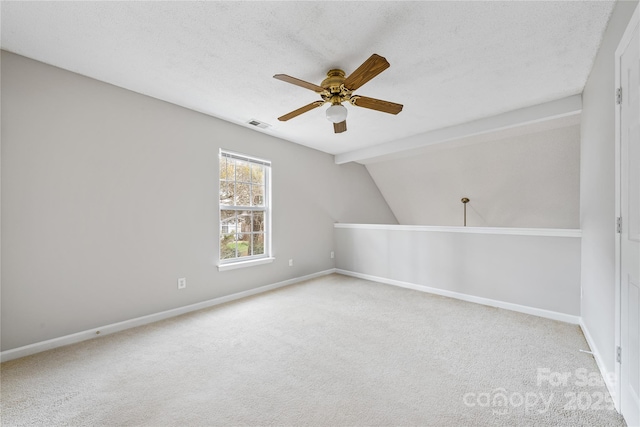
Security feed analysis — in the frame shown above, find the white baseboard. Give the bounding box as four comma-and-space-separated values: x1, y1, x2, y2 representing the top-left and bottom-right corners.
335, 269, 581, 325
580, 319, 619, 412
1, 269, 336, 363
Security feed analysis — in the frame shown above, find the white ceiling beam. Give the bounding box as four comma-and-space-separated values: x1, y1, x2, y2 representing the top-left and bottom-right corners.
334, 94, 582, 165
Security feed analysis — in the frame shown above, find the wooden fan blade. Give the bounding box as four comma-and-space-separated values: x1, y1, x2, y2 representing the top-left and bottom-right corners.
350, 95, 403, 115
333, 120, 347, 133
273, 74, 326, 93
343, 54, 390, 91
277, 101, 325, 121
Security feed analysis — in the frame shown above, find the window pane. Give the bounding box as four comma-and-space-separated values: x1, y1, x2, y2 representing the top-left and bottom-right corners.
223, 158, 235, 182
220, 157, 227, 181
252, 211, 264, 232
237, 233, 251, 258
252, 234, 264, 256
220, 237, 236, 259
236, 183, 250, 206
220, 182, 234, 205
220, 209, 236, 225
251, 164, 264, 185
220, 211, 237, 259
252, 185, 264, 207
220, 210, 237, 234
236, 160, 251, 183
237, 211, 251, 233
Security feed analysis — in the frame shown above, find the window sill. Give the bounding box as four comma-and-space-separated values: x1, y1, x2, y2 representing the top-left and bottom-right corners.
218, 257, 275, 272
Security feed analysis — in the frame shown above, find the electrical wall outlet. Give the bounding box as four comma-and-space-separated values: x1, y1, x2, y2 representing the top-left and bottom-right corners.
288, 259, 293, 267
178, 277, 186, 290
330, 251, 335, 259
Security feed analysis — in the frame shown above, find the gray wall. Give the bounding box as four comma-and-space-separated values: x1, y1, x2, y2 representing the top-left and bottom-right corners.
335, 225, 581, 317
366, 124, 580, 228
0, 51, 397, 351
580, 0, 639, 379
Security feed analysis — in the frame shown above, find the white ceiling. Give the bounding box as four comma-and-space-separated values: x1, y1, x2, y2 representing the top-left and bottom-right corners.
1, 1, 615, 158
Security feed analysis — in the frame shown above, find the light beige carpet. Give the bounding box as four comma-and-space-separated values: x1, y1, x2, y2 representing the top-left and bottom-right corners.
0, 274, 627, 426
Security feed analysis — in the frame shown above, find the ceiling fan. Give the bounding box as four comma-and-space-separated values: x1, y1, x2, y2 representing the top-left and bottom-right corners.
274, 54, 403, 134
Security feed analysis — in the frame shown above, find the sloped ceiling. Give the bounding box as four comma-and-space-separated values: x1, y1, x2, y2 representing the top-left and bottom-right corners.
1, 1, 615, 158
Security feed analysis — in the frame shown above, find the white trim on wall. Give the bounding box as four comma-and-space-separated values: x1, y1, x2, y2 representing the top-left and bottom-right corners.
336, 269, 581, 325
0, 269, 336, 363
334, 223, 582, 238
4, 263, 587, 364
335, 224, 582, 317
580, 319, 619, 411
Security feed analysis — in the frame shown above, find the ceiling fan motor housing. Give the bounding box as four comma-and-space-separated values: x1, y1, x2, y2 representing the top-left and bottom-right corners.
321, 69, 352, 105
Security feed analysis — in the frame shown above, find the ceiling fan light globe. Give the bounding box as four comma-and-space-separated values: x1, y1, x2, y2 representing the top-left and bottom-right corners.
326, 104, 347, 123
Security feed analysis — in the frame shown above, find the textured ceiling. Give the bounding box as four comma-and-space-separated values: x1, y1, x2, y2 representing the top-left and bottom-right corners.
1, 1, 615, 158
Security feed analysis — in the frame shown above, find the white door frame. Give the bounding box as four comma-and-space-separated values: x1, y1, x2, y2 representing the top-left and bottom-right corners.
615, 1, 640, 414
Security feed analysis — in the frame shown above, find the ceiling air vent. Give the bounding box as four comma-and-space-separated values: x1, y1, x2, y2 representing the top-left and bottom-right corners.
246, 119, 271, 129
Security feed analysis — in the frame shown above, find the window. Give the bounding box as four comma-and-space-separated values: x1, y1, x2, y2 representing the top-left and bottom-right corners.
219, 150, 271, 268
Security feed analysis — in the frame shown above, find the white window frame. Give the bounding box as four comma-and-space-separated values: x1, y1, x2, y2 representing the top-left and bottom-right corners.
218, 149, 273, 271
